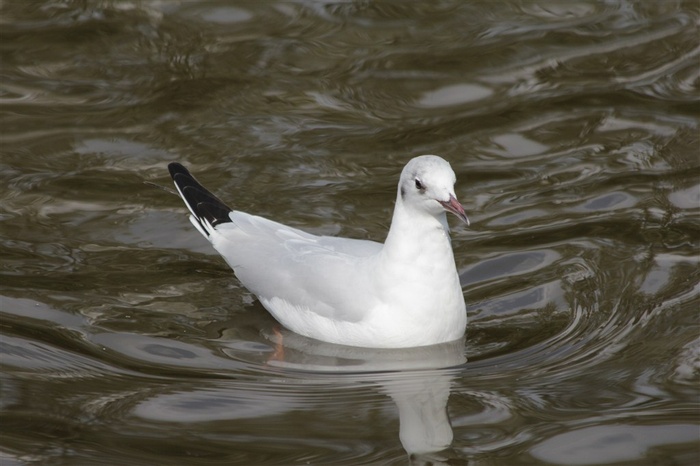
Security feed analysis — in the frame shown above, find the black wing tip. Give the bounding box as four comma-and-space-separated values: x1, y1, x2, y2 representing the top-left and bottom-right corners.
168, 162, 234, 230
197, 201, 233, 227
168, 162, 190, 179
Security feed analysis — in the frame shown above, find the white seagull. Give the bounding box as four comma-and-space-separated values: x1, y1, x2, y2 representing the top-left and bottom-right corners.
169, 155, 469, 348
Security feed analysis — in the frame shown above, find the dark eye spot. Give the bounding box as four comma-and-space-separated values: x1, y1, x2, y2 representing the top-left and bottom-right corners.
415, 178, 424, 191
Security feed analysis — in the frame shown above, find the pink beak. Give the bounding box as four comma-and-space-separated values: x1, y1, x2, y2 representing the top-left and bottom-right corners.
439, 194, 470, 226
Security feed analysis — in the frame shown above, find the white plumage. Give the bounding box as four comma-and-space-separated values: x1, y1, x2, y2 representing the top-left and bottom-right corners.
169, 155, 469, 348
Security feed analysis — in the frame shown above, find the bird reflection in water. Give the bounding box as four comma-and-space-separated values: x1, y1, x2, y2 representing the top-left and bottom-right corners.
261, 331, 466, 461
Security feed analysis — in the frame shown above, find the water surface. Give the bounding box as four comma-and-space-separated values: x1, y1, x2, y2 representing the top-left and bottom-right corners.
1, 1, 699, 465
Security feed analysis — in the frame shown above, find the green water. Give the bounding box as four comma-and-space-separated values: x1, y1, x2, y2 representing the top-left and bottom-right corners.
1, 1, 699, 465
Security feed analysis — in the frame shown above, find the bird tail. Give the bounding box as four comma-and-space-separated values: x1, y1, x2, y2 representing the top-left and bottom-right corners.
168, 163, 233, 238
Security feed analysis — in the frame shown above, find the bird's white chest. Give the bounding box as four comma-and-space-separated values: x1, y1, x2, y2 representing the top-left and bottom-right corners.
366, 230, 466, 346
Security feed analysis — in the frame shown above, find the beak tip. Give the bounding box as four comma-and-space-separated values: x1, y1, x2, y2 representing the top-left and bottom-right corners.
441, 195, 470, 227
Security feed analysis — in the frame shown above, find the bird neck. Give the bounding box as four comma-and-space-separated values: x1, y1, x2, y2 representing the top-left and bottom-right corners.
382, 195, 453, 265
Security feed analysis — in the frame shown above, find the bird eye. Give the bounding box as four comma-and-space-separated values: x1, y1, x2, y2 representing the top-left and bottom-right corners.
415, 178, 424, 190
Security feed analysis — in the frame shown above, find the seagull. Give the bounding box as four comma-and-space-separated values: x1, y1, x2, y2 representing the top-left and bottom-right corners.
168, 155, 469, 348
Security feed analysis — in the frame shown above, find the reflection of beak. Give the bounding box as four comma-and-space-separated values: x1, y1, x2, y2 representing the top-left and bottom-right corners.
439, 194, 470, 226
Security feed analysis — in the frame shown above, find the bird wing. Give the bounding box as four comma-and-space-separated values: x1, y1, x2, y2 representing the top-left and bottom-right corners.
168, 162, 383, 324
211, 211, 383, 323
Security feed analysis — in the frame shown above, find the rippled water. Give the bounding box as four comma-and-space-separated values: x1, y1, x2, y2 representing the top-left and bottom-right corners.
2, 1, 699, 465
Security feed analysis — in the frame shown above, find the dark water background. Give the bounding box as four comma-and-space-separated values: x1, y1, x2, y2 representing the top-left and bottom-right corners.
1, 1, 699, 465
